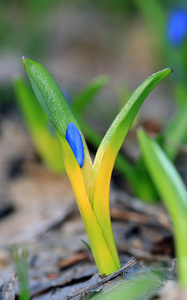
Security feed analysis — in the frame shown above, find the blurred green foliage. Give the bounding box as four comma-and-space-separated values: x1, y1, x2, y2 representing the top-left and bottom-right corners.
138, 129, 187, 288
0, 0, 59, 55
12, 246, 30, 300
14, 77, 66, 174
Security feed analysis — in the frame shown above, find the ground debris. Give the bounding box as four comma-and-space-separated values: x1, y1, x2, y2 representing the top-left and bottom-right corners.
33, 259, 136, 300
111, 190, 174, 263
30, 263, 97, 297
58, 252, 89, 270
155, 281, 187, 300
0, 273, 16, 300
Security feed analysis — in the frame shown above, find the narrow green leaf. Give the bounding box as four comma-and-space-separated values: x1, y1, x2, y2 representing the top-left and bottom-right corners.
137, 129, 187, 288
14, 77, 65, 174
133, 157, 159, 202
22, 57, 92, 192
86, 267, 167, 300
174, 82, 187, 106
73, 75, 109, 113
138, 129, 187, 221
81, 239, 92, 252
91, 68, 172, 204
89, 69, 172, 268
163, 105, 187, 161
14, 77, 48, 130
12, 246, 30, 300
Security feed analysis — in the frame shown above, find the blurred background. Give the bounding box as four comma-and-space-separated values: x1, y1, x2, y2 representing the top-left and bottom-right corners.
1, 0, 187, 179
2, 0, 187, 118
0, 0, 187, 291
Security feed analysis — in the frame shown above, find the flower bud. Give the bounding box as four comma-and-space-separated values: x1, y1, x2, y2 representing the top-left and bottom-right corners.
66, 122, 84, 167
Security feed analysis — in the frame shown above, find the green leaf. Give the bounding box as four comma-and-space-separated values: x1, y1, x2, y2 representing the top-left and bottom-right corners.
81, 239, 92, 252
174, 83, 187, 106
163, 105, 187, 161
12, 246, 30, 300
14, 77, 65, 174
91, 68, 172, 203
73, 75, 109, 113
89, 68, 172, 268
14, 77, 48, 130
137, 129, 187, 288
22, 57, 92, 192
133, 157, 159, 202
85, 266, 168, 300
138, 129, 187, 224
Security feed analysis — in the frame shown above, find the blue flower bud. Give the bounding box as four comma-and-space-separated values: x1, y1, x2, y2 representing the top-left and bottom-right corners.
167, 8, 187, 47
66, 122, 84, 168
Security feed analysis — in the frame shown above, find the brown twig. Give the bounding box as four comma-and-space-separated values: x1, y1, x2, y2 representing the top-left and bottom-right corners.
62, 258, 137, 300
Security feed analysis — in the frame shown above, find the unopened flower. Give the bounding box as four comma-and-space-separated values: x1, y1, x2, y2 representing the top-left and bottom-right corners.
66, 122, 84, 168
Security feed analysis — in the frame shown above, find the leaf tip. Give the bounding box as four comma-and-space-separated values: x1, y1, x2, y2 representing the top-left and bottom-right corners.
162, 67, 174, 75
21, 55, 27, 68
